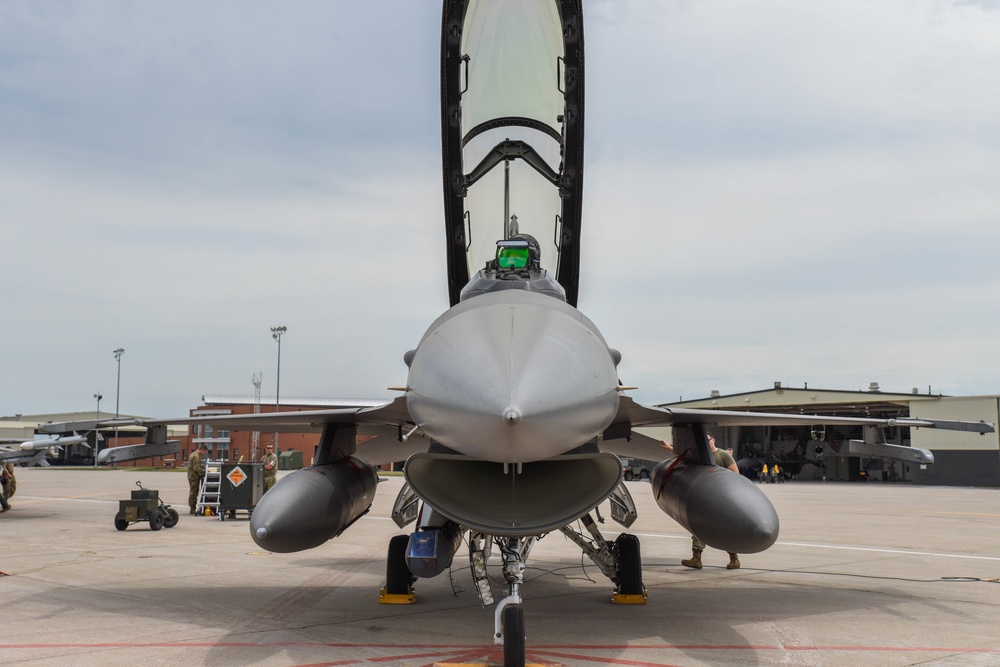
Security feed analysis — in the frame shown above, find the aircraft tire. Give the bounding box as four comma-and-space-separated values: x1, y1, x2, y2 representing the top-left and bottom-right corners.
163, 507, 180, 528
614, 533, 643, 595
502, 604, 525, 667
148, 509, 164, 531
114, 512, 128, 531
385, 534, 415, 595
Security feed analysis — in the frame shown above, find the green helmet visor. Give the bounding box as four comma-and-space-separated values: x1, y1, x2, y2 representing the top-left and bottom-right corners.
496, 243, 530, 269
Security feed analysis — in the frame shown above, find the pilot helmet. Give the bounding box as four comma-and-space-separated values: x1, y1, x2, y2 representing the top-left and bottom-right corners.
495, 234, 541, 271
513, 234, 541, 267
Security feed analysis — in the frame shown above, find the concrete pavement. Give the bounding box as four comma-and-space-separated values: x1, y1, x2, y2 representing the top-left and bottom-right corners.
2, 468, 999, 666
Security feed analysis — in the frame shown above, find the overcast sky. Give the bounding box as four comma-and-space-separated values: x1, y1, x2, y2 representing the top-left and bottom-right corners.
2, 0, 999, 420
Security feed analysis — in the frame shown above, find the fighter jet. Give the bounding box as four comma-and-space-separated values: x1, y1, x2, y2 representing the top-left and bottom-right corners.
40, 1, 995, 664
0, 434, 90, 466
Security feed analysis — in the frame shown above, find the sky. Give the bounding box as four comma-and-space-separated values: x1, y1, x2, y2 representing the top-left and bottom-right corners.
2, 0, 999, 420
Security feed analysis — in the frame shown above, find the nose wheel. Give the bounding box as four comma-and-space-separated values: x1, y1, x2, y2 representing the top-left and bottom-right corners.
502, 603, 525, 667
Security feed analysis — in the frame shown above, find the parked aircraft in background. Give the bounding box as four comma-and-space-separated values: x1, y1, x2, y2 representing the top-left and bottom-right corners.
41, 2, 995, 665
0, 434, 89, 466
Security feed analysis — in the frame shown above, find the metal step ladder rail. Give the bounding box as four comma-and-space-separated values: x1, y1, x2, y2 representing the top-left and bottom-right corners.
196, 460, 222, 515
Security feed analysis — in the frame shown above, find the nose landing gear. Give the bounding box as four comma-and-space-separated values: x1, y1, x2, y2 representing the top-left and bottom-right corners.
488, 536, 535, 667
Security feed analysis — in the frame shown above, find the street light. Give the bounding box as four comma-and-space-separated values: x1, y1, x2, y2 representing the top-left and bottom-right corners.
93, 392, 102, 467
271, 326, 286, 453
113, 348, 124, 456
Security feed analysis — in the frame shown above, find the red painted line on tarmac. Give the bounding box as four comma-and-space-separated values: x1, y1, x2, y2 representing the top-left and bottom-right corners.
366, 649, 482, 662
532, 649, 684, 666
788, 645, 1000, 653
534, 643, 1000, 653
0, 642, 482, 649
291, 648, 503, 667
2, 641, 999, 656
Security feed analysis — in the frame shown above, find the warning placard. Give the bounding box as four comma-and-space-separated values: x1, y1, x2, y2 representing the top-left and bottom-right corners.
226, 466, 247, 487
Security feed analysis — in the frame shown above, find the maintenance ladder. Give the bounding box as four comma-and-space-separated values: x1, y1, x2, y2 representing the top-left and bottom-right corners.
196, 460, 222, 515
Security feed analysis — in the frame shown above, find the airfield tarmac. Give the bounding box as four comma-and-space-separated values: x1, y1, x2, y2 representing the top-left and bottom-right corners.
1, 469, 998, 667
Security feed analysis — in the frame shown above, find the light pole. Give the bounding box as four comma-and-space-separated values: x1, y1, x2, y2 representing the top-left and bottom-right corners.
93, 392, 102, 467
113, 348, 124, 456
271, 326, 286, 453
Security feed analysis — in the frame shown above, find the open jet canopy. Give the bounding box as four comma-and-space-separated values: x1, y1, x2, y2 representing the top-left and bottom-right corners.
441, 0, 585, 306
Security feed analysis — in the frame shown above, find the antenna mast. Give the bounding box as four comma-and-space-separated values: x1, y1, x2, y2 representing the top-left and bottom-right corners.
251, 372, 262, 461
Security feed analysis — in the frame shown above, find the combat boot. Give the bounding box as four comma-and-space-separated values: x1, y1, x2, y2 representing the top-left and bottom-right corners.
727, 553, 741, 569
681, 548, 703, 569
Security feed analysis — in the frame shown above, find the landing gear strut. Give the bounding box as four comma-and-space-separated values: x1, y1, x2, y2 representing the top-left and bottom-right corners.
466, 533, 536, 667
559, 513, 647, 603
492, 536, 535, 667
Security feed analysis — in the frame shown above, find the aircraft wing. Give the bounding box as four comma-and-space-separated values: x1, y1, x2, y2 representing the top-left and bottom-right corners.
0, 446, 27, 461
39, 396, 413, 435
38, 397, 421, 467
602, 395, 994, 469
0, 448, 51, 466
608, 396, 995, 433
154, 395, 413, 433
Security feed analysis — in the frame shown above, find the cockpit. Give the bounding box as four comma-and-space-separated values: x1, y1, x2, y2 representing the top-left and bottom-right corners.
460, 235, 567, 302
441, 0, 585, 306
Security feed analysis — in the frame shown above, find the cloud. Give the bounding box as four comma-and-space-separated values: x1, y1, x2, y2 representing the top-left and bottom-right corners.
1, 0, 998, 419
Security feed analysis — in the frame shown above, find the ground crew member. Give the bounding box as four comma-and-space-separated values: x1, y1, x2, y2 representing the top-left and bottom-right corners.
679, 432, 743, 570
262, 444, 278, 493
188, 443, 209, 514
2, 462, 15, 498
0, 463, 12, 512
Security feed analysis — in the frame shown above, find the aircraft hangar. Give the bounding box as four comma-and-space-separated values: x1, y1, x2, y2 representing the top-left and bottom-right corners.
6, 386, 998, 486
652, 382, 1000, 487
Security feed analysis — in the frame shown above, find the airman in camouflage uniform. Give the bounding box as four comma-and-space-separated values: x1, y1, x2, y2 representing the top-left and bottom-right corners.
0, 463, 13, 512
2, 462, 15, 498
261, 444, 278, 493
188, 443, 209, 514
680, 433, 742, 570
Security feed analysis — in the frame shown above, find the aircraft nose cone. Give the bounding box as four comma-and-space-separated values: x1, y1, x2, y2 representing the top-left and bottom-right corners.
504, 407, 522, 425
406, 291, 620, 463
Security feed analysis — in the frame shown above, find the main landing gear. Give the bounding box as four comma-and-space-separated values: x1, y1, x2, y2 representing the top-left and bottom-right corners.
378, 484, 645, 667
379, 534, 417, 604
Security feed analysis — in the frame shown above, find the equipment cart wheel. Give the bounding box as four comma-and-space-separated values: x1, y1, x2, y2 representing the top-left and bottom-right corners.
114, 512, 129, 531
148, 509, 164, 531
502, 604, 526, 667
162, 507, 179, 528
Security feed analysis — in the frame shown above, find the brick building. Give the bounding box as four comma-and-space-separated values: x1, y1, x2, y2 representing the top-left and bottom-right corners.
180, 395, 390, 467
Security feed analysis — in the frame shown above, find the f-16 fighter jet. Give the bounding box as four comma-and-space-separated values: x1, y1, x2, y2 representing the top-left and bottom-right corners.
42, 2, 995, 664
